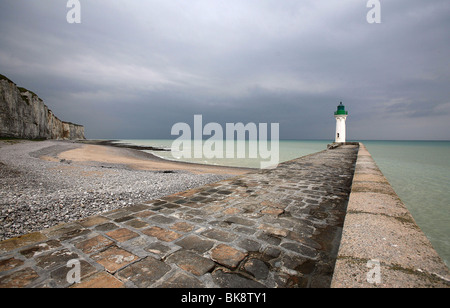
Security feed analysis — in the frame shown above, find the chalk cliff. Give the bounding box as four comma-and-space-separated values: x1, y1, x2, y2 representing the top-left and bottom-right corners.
0, 74, 85, 140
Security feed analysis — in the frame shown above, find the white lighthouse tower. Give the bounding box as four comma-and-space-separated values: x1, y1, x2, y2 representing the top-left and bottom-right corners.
334, 102, 348, 143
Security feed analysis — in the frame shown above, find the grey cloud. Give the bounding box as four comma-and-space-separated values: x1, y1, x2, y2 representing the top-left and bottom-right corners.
0, 0, 449, 140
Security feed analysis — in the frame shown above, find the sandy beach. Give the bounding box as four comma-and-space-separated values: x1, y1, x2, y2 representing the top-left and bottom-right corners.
0, 139, 251, 241
51, 141, 252, 175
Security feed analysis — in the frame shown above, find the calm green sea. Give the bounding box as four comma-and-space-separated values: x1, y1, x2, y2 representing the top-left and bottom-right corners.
117, 139, 450, 268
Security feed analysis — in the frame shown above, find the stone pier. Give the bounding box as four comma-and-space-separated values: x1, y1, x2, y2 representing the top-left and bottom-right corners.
0, 143, 448, 288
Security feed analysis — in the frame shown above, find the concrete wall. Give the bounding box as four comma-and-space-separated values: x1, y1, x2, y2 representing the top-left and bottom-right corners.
0, 77, 84, 140
331, 143, 450, 287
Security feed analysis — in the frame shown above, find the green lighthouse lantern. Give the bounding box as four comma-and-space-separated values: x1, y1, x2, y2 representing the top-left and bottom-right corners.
334, 102, 348, 116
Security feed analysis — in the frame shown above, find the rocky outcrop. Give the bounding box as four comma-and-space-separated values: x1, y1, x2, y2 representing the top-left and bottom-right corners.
0, 74, 85, 140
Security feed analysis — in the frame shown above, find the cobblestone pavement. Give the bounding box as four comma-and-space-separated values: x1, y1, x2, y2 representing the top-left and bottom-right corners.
0, 145, 358, 288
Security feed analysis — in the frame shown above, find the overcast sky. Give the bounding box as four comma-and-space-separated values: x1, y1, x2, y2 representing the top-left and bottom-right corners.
0, 0, 449, 140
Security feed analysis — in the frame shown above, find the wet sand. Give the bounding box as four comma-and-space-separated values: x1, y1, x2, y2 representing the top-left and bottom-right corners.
45, 141, 253, 176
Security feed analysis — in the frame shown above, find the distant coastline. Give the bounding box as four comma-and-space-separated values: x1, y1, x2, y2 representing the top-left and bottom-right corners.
78, 139, 170, 152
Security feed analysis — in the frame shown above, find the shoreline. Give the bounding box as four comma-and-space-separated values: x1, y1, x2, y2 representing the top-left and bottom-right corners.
0, 139, 252, 241
77, 139, 171, 152
72, 139, 255, 175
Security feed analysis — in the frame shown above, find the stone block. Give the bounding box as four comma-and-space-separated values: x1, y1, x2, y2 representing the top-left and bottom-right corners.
19, 239, 62, 258
106, 228, 139, 243
75, 235, 114, 254
50, 259, 98, 287
212, 269, 265, 288
244, 258, 269, 280
35, 248, 79, 270
166, 250, 215, 276
114, 216, 135, 223
225, 216, 255, 227
0, 232, 47, 253
126, 204, 151, 212
124, 219, 149, 229
210, 244, 247, 269
201, 228, 237, 242
42, 223, 84, 239
156, 271, 204, 288
261, 208, 284, 216
91, 246, 138, 273
0, 257, 24, 273
256, 232, 281, 246
262, 246, 281, 259
237, 239, 261, 252
147, 215, 175, 225
258, 224, 289, 238
71, 272, 124, 288
175, 235, 215, 253
78, 216, 110, 228
116, 257, 171, 288
170, 222, 195, 233
281, 242, 318, 259
142, 227, 182, 242
223, 207, 241, 215
145, 242, 173, 258
133, 210, 156, 218
94, 223, 119, 232
0, 267, 39, 288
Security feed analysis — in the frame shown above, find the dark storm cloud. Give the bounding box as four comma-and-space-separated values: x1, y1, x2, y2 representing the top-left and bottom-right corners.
0, 0, 449, 140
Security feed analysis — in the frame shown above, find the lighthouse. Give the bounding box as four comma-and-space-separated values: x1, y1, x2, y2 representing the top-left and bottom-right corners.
334, 102, 348, 143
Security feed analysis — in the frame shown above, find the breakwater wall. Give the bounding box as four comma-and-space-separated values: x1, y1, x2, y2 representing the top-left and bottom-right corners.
331, 143, 450, 287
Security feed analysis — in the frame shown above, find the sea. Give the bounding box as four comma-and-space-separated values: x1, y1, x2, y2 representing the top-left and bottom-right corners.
116, 139, 450, 268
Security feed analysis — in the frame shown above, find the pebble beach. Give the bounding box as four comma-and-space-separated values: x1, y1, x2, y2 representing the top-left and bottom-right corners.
0, 140, 248, 241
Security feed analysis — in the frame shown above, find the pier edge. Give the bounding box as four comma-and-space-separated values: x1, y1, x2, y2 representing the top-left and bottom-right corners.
331, 142, 450, 288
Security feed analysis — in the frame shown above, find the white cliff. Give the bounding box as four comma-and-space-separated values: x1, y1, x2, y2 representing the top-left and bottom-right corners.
0, 74, 85, 140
